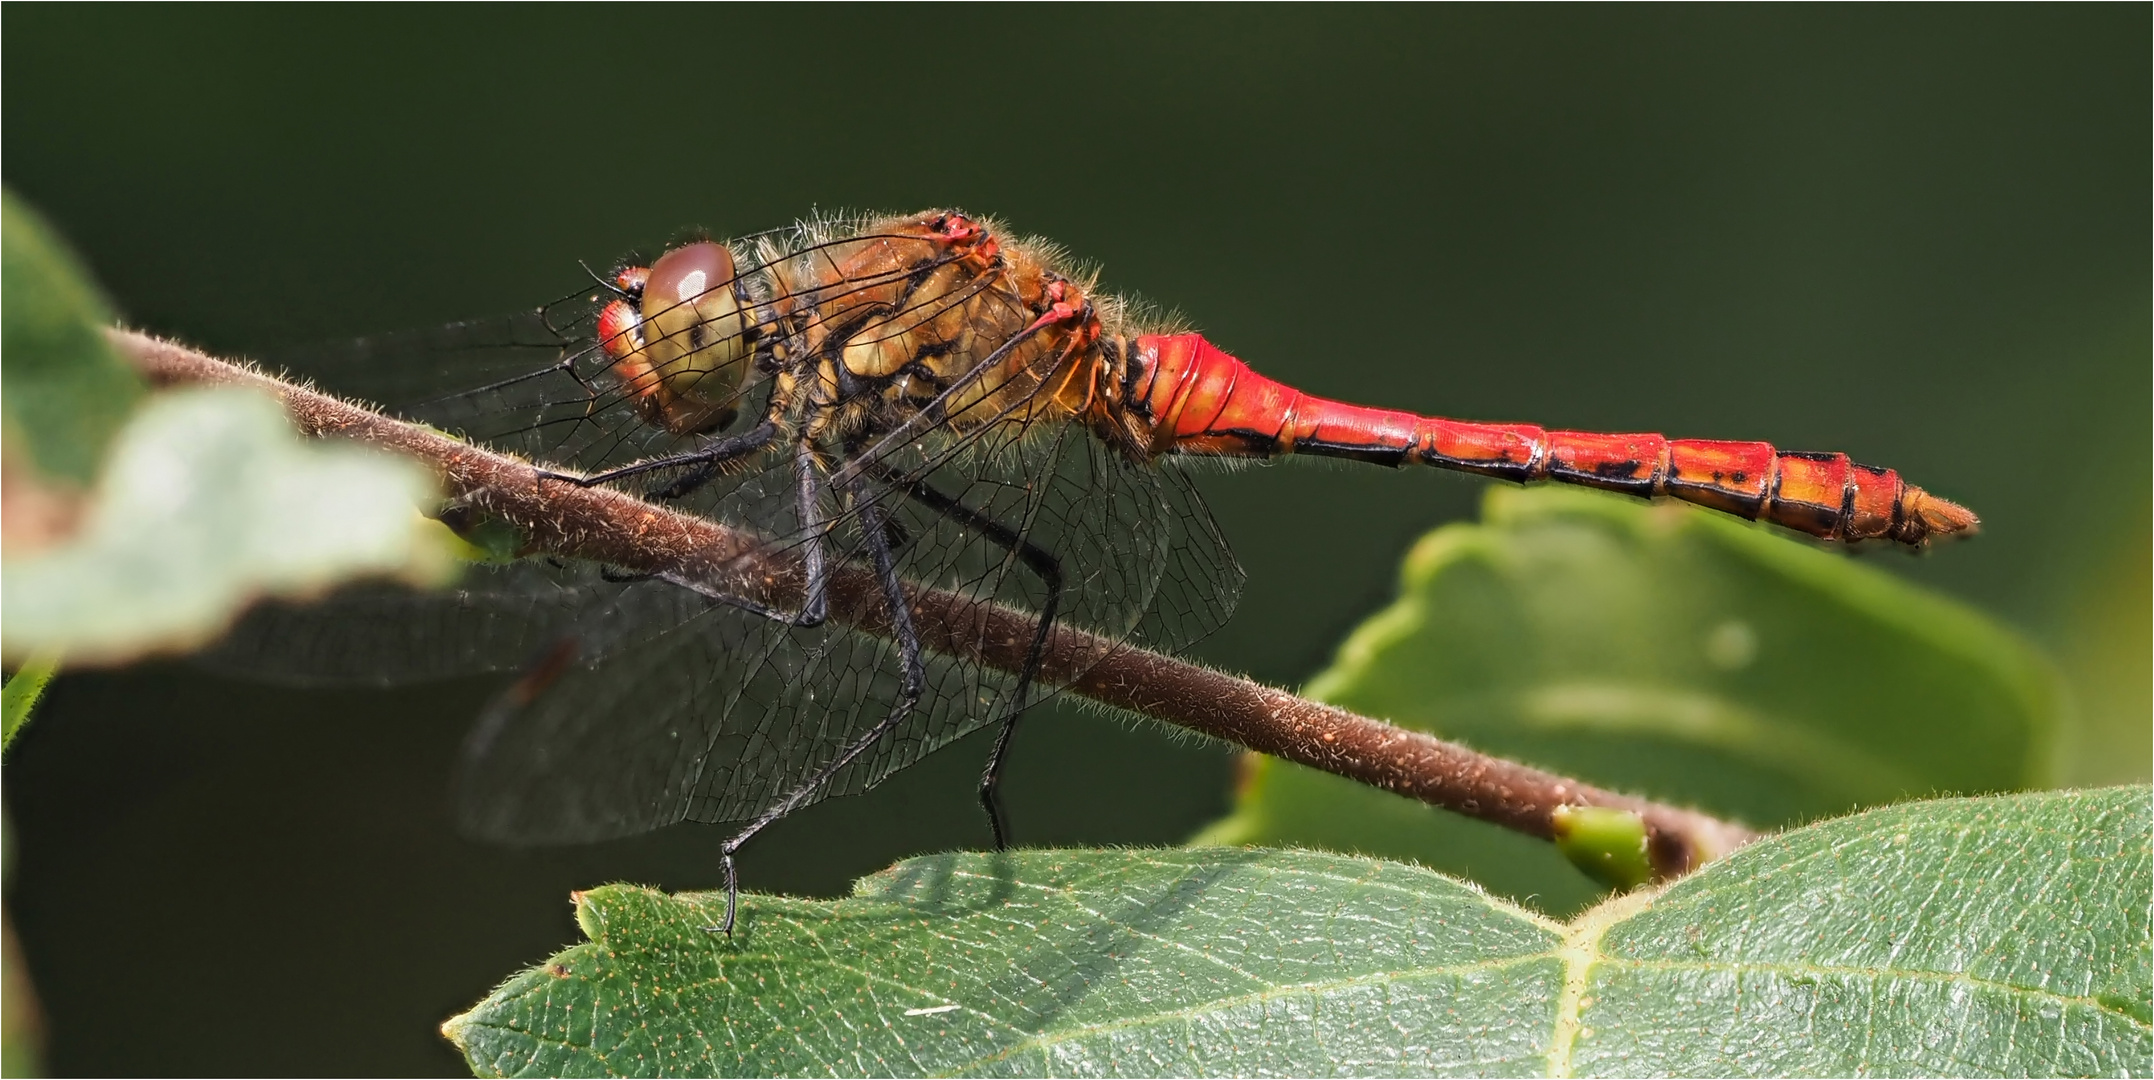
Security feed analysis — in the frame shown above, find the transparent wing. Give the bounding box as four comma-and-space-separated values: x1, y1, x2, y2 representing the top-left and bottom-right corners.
208, 285, 729, 689
198, 560, 666, 687
263, 308, 594, 434
452, 425, 1241, 843
454, 289, 1242, 843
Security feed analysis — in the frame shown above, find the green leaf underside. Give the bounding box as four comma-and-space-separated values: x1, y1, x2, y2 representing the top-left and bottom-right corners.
1202, 488, 2066, 914
447, 788, 2150, 1078
1, 387, 452, 665
0, 190, 146, 486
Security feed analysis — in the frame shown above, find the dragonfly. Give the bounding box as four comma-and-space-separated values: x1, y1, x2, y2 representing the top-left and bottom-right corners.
214, 209, 1978, 932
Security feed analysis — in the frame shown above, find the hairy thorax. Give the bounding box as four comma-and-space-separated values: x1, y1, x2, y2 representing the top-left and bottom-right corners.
768, 212, 1154, 458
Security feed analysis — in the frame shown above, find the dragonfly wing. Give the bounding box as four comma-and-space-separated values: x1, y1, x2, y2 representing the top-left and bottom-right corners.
234, 214, 1251, 843
449, 419, 1239, 841
737, 379, 1242, 806
451, 579, 749, 843
264, 311, 580, 422
263, 299, 728, 477
1127, 459, 1244, 656
451, 576, 1041, 843
199, 560, 653, 687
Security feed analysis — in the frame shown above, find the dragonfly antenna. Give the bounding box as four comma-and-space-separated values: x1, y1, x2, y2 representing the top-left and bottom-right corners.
578, 259, 629, 297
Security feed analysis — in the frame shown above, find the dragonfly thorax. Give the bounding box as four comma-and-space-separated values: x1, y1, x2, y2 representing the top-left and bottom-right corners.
599, 211, 1130, 457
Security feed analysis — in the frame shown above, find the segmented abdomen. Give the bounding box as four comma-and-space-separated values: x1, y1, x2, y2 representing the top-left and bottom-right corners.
1426, 427, 1952, 545
1125, 333, 1977, 547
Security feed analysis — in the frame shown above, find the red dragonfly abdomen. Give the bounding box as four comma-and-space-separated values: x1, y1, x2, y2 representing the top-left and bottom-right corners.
1128, 333, 1977, 547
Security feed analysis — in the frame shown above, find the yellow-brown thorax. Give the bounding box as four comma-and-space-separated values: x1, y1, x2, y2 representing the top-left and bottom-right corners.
600, 212, 1144, 460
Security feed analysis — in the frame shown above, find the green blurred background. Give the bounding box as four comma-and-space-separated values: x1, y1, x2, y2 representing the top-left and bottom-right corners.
3, 7, 2145, 1074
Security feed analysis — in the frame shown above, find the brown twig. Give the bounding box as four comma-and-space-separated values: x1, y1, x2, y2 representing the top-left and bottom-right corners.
113, 327, 1758, 879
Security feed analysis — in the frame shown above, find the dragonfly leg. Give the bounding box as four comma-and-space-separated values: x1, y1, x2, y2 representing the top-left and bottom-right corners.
534, 419, 777, 492
662, 436, 833, 628
789, 438, 832, 627
706, 485, 925, 936
864, 464, 1063, 851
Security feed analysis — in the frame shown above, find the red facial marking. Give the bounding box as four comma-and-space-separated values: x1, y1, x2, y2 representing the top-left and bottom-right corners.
596, 299, 641, 361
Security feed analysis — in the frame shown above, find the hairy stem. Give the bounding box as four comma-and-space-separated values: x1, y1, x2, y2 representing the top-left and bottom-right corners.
113, 327, 1759, 879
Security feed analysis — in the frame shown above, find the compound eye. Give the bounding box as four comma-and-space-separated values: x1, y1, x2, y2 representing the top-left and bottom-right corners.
644, 242, 736, 315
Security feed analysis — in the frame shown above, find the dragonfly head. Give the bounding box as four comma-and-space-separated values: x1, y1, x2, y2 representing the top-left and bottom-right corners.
597, 241, 755, 435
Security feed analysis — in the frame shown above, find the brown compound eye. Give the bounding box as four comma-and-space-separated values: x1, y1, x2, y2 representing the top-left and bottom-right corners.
644, 242, 735, 317
623, 240, 752, 436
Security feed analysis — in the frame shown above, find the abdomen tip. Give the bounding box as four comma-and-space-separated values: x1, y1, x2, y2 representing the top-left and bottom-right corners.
1901, 487, 1981, 544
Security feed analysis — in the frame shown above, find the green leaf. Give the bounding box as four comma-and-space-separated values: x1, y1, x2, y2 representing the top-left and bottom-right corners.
1, 651, 60, 753
1, 188, 452, 669
1569, 787, 2150, 1077
446, 788, 2149, 1078
0, 189, 146, 487
1, 386, 455, 666
1200, 487, 2067, 914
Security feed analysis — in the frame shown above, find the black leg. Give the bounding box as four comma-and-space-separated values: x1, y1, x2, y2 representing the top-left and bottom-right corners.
707, 479, 925, 936
536, 419, 777, 493
863, 464, 1063, 852
663, 437, 831, 629
966, 535, 1058, 852
650, 460, 725, 502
